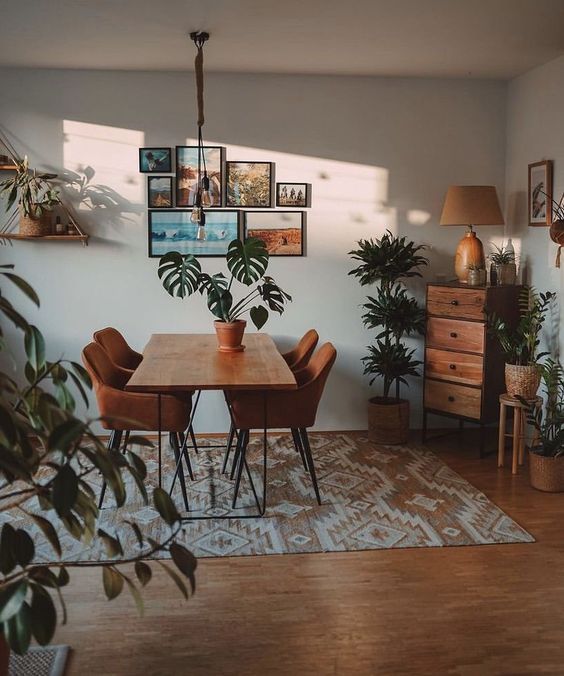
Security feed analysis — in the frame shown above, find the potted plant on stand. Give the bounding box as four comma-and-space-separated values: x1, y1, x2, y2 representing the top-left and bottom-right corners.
489, 243, 517, 285
158, 238, 291, 351
0, 156, 60, 236
488, 287, 555, 399
524, 360, 564, 492
349, 231, 428, 444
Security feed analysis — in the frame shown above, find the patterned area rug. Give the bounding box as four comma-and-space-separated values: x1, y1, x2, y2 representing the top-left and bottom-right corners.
3, 433, 533, 561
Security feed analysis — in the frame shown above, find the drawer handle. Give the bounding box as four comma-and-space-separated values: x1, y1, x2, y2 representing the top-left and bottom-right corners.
448, 395, 455, 402
450, 299, 459, 306
450, 332, 458, 338
449, 364, 456, 370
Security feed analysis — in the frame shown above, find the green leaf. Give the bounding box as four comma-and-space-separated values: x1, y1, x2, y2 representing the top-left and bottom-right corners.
5, 601, 32, 655
125, 521, 144, 549
226, 238, 269, 286
157, 561, 188, 600
170, 543, 197, 594
48, 419, 85, 453
258, 276, 292, 314
69, 361, 92, 388
0, 581, 27, 623
14, 529, 35, 568
1, 272, 40, 307
102, 567, 123, 600
158, 252, 201, 298
24, 325, 46, 373
97, 529, 123, 558
30, 515, 62, 558
135, 561, 152, 587
249, 305, 269, 330
0, 524, 17, 575
58, 567, 69, 587
197, 272, 232, 321
30, 586, 57, 645
51, 464, 79, 517
153, 487, 181, 526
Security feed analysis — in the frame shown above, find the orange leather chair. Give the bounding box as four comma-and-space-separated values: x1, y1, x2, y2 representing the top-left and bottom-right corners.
281, 329, 319, 371
93, 327, 143, 371
228, 342, 337, 507
82, 342, 194, 510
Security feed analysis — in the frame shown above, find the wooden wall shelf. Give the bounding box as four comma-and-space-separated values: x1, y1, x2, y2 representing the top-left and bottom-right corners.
0, 164, 17, 171
1, 233, 89, 244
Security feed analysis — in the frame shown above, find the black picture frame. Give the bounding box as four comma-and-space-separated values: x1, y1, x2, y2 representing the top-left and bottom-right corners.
139, 147, 171, 173
147, 176, 173, 209
226, 161, 274, 208
244, 210, 305, 257
276, 182, 311, 208
148, 209, 240, 258
175, 146, 225, 207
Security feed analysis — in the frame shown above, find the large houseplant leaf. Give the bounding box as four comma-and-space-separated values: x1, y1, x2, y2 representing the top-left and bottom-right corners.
197, 273, 233, 321
158, 253, 201, 298
258, 276, 292, 314
226, 238, 269, 286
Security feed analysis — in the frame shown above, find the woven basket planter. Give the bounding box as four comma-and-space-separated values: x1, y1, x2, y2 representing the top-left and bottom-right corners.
19, 207, 52, 237
367, 397, 409, 445
529, 451, 564, 492
496, 263, 517, 285
505, 363, 540, 400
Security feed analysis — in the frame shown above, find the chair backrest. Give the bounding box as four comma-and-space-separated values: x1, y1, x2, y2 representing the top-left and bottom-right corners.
296, 342, 337, 414
283, 329, 319, 371
93, 327, 142, 370
82, 342, 131, 392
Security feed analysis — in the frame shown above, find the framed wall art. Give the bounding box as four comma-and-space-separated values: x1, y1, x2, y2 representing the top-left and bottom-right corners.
147, 176, 173, 208
148, 209, 239, 258
139, 147, 171, 173
244, 210, 304, 256
176, 146, 224, 207
276, 182, 311, 207
528, 160, 553, 226
226, 161, 274, 208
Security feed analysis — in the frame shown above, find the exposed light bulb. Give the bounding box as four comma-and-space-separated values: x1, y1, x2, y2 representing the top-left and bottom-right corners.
190, 206, 201, 223
200, 173, 211, 206
197, 225, 206, 241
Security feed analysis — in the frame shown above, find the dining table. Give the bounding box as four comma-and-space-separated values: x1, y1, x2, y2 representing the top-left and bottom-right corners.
125, 332, 297, 518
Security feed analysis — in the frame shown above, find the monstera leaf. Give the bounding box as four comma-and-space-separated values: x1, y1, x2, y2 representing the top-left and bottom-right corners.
226, 238, 269, 286
249, 305, 269, 330
197, 273, 232, 321
158, 253, 201, 298
258, 276, 292, 314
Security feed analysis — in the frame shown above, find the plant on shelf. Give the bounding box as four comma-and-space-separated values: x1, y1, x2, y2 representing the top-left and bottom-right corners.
487, 286, 555, 399
522, 359, 564, 491
489, 242, 517, 285
348, 230, 428, 444
466, 263, 486, 286
157, 237, 291, 352
0, 156, 60, 236
0, 265, 196, 668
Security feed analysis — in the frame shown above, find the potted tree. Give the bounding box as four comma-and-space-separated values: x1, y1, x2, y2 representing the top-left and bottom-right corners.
488, 287, 555, 400
0, 265, 196, 669
489, 243, 517, 285
0, 156, 60, 236
523, 359, 564, 492
158, 238, 291, 352
349, 231, 427, 444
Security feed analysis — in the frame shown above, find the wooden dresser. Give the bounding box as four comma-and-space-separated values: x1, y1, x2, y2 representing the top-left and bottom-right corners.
422, 282, 521, 456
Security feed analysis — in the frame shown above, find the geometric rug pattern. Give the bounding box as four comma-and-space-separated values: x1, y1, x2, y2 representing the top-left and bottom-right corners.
2, 433, 534, 562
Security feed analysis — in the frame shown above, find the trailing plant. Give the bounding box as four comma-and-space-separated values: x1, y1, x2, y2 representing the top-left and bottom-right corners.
158, 237, 291, 329
521, 359, 564, 457
0, 157, 60, 219
487, 287, 555, 365
0, 265, 196, 655
349, 230, 428, 400
488, 243, 515, 266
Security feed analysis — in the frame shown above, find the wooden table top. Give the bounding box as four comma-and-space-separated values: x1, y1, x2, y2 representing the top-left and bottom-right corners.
125, 333, 297, 392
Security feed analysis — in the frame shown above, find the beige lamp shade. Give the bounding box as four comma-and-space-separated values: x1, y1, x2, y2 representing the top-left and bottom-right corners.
440, 185, 504, 226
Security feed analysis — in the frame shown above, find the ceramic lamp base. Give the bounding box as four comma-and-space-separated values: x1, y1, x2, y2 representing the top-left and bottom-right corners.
454, 229, 485, 283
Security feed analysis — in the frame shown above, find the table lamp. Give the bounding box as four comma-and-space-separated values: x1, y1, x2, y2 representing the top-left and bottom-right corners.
440, 185, 504, 283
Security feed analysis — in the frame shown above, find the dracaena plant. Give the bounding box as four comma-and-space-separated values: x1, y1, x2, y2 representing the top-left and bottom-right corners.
0, 156, 60, 219
349, 230, 427, 400
0, 265, 196, 656
158, 237, 291, 329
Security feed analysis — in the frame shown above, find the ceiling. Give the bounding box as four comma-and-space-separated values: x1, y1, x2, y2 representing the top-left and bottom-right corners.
1, 0, 564, 79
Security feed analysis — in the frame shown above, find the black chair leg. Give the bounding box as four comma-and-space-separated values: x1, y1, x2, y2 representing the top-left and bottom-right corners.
188, 425, 199, 454
170, 432, 189, 511
299, 428, 322, 506
229, 430, 242, 481
122, 430, 130, 453
222, 424, 236, 474
180, 432, 195, 481
99, 430, 122, 509
232, 430, 249, 508
291, 428, 308, 471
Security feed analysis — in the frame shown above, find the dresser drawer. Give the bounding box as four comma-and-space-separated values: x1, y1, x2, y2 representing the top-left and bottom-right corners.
425, 348, 483, 386
424, 380, 482, 420
427, 286, 486, 320
426, 317, 485, 354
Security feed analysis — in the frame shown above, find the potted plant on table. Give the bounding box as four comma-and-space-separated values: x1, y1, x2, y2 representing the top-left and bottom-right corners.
466, 263, 486, 286
489, 243, 517, 285
487, 287, 555, 399
0, 266, 196, 670
523, 359, 564, 492
158, 238, 291, 352
349, 230, 428, 444
0, 156, 60, 236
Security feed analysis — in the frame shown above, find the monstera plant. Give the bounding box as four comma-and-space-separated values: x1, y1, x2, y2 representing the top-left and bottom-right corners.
158, 238, 292, 352
0, 265, 196, 668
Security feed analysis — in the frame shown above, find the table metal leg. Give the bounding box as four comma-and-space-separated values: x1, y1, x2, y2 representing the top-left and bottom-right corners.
158, 394, 162, 489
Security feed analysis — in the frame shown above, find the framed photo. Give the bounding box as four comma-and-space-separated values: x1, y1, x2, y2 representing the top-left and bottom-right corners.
147, 176, 173, 208
276, 182, 311, 207
528, 160, 553, 226
226, 161, 274, 208
244, 211, 304, 257
176, 146, 224, 207
139, 147, 171, 173
148, 209, 239, 258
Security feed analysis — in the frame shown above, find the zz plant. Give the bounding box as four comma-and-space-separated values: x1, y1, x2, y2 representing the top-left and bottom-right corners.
158, 238, 291, 329
0, 265, 196, 656
349, 230, 428, 400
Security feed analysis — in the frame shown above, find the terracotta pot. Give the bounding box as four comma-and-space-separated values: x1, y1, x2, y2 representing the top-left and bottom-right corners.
0, 634, 9, 676
214, 319, 246, 353
19, 205, 52, 237
496, 262, 517, 285
529, 451, 564, 492
505, 363, 540, 400
367, 396, 409, 445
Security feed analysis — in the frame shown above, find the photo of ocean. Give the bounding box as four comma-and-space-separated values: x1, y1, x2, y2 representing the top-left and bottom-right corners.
149, 210, 239, 257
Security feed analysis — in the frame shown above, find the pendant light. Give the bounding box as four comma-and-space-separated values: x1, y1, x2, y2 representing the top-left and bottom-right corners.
190, 31, 210, 239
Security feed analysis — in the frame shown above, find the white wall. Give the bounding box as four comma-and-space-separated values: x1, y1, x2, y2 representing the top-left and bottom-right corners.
506, 56, 564, 358
0, 68, 507, 432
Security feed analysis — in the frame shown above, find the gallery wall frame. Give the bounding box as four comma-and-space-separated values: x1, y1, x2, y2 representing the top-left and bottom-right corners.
528, 159, 553, 226
244, 210, 305, 257
139, 147, 172, 173
176, 145, 225, 207
226, 161, 274, 208
276, 182, 311, 208
147, 176, 173, 209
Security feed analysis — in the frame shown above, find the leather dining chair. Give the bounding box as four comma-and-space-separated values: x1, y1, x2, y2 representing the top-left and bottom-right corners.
228, 342, 337, 507
82, 342, 194, 511
93, 327, 143, 371
280, 329, 319, 372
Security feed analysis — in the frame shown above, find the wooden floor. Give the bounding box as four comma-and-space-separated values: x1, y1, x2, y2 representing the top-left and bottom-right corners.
55, 430, 564, 675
